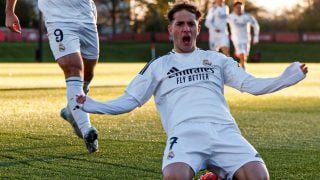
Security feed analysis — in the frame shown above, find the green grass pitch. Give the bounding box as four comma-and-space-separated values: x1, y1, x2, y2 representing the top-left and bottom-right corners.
0, 63, 319, 179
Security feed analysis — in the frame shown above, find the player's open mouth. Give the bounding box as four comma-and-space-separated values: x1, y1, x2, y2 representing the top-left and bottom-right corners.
182, 36, 191, 45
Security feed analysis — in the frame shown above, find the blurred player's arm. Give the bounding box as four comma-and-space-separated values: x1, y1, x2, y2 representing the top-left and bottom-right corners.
240, 62, 308, 95
77, 93, 140, 115
204, 8, 216, 30
5, 0, 21, 33
250, 15, 259, 44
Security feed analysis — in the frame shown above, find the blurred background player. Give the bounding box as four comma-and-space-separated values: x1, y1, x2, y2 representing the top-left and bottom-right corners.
205, 0, 230, 56
75, 1, 307, 179
5, 0, 99, 153
227, 1, 260, 69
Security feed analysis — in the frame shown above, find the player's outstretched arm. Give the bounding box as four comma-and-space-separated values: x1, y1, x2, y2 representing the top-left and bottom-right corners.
250, 15, 260, 44
5, 0, 21, 33
240, 62, 308, 95
204, 9, 215, 29
76, 93, 140, 115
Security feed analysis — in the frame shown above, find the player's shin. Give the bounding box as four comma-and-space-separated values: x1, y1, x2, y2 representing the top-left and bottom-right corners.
66, 76, 91, 137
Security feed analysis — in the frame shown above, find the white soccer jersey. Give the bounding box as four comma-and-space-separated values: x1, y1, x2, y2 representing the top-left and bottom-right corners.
227, 12, 260, 44
81, 49, 305, 136
38, 0, 97, 23
125, 49, 249, 134
205, 4, 229, 34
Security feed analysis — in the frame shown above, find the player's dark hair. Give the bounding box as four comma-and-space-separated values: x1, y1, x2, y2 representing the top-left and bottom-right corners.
167, 1, 202, 23
233, 1, 243, 6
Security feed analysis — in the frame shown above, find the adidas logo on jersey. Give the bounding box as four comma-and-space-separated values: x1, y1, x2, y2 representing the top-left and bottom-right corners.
167, 67, 180, 75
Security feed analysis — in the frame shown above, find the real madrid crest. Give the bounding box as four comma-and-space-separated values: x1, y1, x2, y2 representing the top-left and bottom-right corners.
167, 150, 175, 160
202, 59, 212, 66
58, 43, 66, 52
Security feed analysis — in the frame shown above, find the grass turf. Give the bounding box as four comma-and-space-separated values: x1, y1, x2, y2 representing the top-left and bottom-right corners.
0, 63, 319, 179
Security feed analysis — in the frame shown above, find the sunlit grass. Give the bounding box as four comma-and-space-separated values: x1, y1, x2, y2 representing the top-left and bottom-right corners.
0, 63, 319, 179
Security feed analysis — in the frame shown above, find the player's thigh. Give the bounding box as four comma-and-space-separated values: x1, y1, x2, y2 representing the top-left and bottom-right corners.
162, 122, 213, 175
79, 23, 99, 80
162, 162, 194, 180
209, 34, 221, 51
57, 53, 84, 78
217, 34, 230, 48
234, 43, 248, 56
207, 123, 265, 179
233, 161, 269, 180
46, 22, 81, 61
80, 23, 99, 61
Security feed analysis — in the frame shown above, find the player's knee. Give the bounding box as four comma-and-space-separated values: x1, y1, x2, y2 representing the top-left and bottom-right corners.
234, 172, 269, 180
258, 173, 269, 180
163, 172, 192, 180
162, 163, 194, 180
234, 161, 269, 180
247, 170, 269, 180
84, 71, 94, 81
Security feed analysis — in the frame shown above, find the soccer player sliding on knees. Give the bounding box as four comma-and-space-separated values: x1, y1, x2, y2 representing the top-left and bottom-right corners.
77, 2, 307, 180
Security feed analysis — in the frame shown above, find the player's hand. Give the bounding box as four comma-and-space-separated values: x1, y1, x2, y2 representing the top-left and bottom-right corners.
253, 36, 259, 44
76, 95, 87, 104
300, 64, 308, 75
5, 13, 21, 33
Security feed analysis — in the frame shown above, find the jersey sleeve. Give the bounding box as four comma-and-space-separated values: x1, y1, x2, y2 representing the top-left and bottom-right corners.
205, 8, 215, 29
80, 60, 161, 115
249, 15, 260, 42
81, 93, 140, 115
223, 57, 250, 90
240, 62, 306, 95
125, 60, 159, 106
226, 13, 232, 24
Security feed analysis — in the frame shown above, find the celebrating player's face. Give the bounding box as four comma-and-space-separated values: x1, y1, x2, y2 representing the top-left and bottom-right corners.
234, 3, 244, 15
216, 0, 224, 5
168, 10, 200, 53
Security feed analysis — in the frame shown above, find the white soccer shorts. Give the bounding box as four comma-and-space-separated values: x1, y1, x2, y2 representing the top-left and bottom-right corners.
45, 22, 99, 60
162, 121, 264, 179
209, 32, 230, 51
234, 42, 251, 56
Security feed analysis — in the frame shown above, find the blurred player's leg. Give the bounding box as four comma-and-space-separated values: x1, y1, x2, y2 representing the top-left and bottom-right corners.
234, 43, 248, 70
220, 46, 230, 56
219, 33, 230, 56
239, 53, 246, 69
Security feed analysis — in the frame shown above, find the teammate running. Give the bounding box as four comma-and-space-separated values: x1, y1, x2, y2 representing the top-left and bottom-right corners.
5, 0, 99, 153
76, 1, 307, 179
227, 1, 260, 69
205, 0, 230, 56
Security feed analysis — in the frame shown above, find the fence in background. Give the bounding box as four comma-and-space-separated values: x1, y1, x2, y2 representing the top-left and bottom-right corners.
1, 29, 320, 43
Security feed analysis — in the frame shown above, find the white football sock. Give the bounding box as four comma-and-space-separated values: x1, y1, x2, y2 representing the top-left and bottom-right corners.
66, 76, 91, 136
